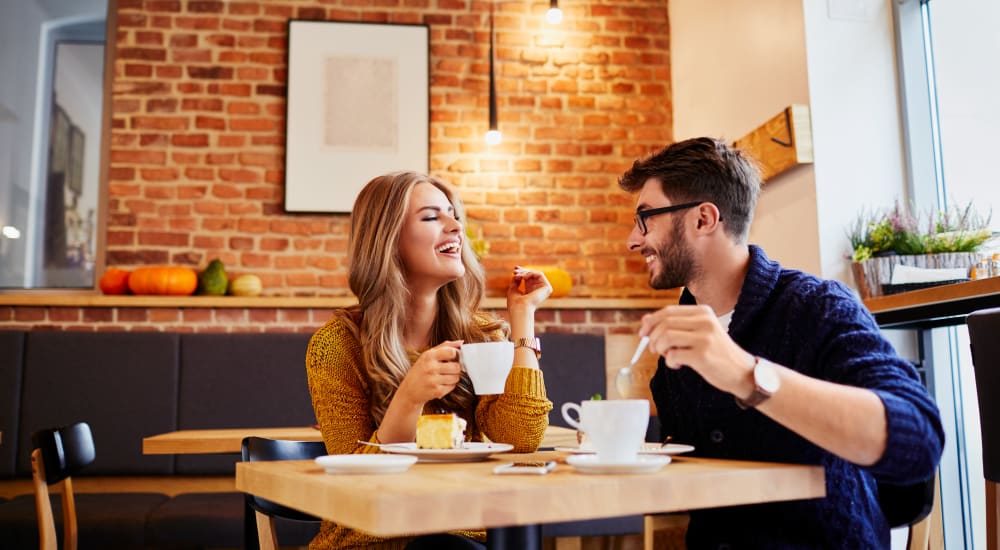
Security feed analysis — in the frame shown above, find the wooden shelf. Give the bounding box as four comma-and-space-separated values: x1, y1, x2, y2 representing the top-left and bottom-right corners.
733, 104, 813, 182
0, 293, 677, 310
863, 277, 1000, 329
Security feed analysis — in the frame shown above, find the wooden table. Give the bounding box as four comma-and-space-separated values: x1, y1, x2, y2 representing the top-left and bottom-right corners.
143, 425, 578, 549
143, 426, 322, 455
142, 425, 578, 455
235, 451, 825, 549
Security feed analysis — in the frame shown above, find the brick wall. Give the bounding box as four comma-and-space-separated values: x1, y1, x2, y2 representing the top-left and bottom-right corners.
106, 0, 673, 299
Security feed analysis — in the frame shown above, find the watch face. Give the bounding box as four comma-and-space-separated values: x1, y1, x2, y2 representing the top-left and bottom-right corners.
754, 360, 781, 393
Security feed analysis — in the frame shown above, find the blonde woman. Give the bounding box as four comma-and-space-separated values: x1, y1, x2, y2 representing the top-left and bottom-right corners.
306, 171, 553, 550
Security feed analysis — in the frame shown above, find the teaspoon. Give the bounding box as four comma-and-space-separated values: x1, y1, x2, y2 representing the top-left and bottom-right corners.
615, 336, 649, 398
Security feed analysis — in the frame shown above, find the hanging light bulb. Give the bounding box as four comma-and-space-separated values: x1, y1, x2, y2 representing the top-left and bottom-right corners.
546, 0, 563, 24
486, 2, 502, 145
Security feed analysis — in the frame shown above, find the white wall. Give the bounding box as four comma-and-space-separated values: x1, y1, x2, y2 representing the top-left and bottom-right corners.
671, 0, 910, 286
802, 0, 909, 284
670, 0, 819, 275
670, 2, 929, 546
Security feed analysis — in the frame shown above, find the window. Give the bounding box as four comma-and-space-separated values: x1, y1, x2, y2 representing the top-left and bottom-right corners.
0, 1, 109, 289
895, 1, 1000, 548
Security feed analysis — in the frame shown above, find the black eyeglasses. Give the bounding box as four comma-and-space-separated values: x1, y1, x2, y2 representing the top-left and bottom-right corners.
634, 201, 702, 235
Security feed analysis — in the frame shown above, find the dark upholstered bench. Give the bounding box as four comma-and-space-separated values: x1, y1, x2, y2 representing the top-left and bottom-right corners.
0, 330, 317, 549
0, 329, 643, 549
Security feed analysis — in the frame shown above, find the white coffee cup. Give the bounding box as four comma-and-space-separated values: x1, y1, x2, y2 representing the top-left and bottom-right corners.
561, 399, 649, 463
460, 341, 515, 395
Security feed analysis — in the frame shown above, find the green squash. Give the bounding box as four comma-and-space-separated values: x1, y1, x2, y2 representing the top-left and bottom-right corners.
197, 259, 229, 296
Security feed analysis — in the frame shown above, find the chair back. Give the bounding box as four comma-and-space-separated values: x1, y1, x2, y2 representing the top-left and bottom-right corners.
241, 437, 326, 521
877, 477, 936, 528
31, 422, 95, 550
968, 307, 1000, 481
32, 422, 95, 485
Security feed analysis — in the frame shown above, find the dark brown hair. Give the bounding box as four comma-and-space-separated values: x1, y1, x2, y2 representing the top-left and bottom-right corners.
619, 137, 761, 241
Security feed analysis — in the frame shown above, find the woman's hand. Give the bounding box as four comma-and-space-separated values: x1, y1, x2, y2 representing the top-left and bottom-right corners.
507, 266, 552, 313
396, 340, 464, 406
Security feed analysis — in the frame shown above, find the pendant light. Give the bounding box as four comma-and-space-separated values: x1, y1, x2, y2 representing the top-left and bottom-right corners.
546, 0, 563, 24
485, 1, 502, 145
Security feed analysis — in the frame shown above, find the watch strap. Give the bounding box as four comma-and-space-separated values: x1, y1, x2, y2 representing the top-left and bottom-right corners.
734, 356, 771, 409
514, 337, 541, 359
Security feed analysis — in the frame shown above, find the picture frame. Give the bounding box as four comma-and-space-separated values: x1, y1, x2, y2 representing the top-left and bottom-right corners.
284, 20, 429, 213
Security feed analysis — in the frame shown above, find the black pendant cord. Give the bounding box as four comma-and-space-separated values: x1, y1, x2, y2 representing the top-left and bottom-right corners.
488, 2, 497, 131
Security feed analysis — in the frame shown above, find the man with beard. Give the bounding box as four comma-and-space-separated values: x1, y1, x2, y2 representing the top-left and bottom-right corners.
619, 137, 943, 548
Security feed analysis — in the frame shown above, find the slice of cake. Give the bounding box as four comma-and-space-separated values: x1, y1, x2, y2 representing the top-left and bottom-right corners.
416, 413, 467, 449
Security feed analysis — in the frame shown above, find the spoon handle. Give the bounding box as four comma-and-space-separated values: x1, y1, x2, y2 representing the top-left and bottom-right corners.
629, 336, 650, 366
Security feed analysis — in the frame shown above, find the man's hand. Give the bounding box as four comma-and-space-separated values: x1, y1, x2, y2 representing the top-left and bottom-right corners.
639, 305, 754, 397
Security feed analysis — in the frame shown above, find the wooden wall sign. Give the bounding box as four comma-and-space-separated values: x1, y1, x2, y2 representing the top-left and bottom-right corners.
733, 104, 813, 182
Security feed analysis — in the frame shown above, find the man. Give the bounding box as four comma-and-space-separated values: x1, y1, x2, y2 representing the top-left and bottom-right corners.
621, 138, 943, 548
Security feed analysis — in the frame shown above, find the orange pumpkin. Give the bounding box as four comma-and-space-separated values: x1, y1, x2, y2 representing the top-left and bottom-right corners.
518, 265, 573, 298
127, 266, 198, 296
99, 268, 131, 295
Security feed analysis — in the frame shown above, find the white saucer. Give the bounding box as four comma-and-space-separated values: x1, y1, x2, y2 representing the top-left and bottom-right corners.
315, 454, 418, 474
555, 443, 695, 456
565, 454, 671, 474
379, 442, 514, 463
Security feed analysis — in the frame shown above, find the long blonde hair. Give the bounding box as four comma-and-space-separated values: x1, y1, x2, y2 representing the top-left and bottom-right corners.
338, 171, 506, 424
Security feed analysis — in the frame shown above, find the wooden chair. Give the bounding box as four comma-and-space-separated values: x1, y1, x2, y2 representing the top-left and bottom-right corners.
879, 475, 939, 550
241, 436, 325, 550
31, 421, 96, 550
968, 307, 1000, 550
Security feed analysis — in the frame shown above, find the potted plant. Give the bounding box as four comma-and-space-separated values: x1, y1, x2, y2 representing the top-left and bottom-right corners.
848, 201, 993, 298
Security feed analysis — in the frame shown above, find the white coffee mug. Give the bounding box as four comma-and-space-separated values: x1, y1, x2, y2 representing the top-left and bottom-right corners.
460, 341, 515, 395
561, 399, 649, 463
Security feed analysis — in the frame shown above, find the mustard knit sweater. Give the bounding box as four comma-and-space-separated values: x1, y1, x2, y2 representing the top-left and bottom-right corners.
305, 314, 553, 550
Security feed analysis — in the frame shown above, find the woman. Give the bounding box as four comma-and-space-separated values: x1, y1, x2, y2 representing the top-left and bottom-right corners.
306, 171, 553, 549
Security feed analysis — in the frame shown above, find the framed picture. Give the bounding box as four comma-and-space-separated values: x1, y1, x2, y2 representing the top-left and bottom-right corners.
284, 20, 429, 213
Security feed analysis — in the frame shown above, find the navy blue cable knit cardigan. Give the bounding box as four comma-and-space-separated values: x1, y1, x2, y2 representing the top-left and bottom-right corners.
650, 245, 944, 549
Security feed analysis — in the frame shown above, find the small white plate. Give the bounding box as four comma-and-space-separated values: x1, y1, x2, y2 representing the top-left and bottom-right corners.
554, 443, 695, 456
566, 454, 671, 474
315, 454, 418, 474
379, 442, 514, 463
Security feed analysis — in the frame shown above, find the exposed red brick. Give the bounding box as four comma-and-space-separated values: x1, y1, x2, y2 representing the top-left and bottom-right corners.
175, 16, 220, 30
150, 309, 181, 323
187, 66, 234, 79
179, 98, 222, 112
156, 65, 184, 79
93, 0, 672, 304
125, 64, 153, 77
119, 47, 167, 61
118, 308, 150, 322
138, 231, 190, 246
172, 134, 210, 147
83, 308, 115, 323
189, 1, 224, 13
170, 33, 198, 47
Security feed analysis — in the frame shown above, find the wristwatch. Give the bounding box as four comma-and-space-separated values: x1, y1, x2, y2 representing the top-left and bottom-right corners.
734, 356, 780, 409
514, 337, 541, 359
